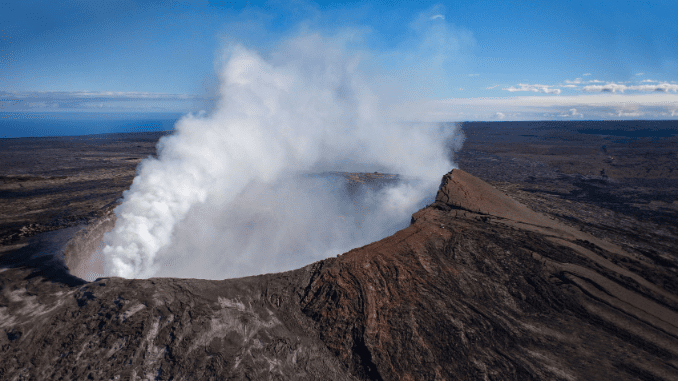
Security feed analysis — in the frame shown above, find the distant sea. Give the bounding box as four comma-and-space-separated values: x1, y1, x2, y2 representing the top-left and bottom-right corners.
1, 113, 677, 140
0, 112, 184, 138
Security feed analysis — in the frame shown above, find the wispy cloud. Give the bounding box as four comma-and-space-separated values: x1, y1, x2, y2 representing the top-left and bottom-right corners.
582, 83, 627, 93
565, 78, 582, 84
0, 91, 206, 112
583, 73, 592, 76
3, 91, 201, 100
504, 83, 561, 94
582, 82, 678, 93
636, 72, 645, 76
430, 14, 445, 20
613, 110, 643, 117
394, 93, 678, 122
467, 73, 479, 77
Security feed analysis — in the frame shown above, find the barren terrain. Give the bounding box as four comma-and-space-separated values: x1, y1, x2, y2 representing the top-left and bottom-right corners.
1, 121, 677, 380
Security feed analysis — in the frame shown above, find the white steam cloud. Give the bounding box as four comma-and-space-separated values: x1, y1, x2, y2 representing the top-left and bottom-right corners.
102, 33, 463, 279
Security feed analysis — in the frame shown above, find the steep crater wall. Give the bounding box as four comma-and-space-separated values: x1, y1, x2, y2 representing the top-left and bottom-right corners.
63, 210, 116, 282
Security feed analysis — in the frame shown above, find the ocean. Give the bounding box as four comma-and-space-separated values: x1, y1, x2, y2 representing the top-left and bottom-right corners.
0, 112, 184, 139
1, 114, 677, 140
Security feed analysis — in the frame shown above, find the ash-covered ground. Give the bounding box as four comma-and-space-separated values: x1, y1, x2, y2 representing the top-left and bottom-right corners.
457, 121, 678, 283
1, 121, 677, 380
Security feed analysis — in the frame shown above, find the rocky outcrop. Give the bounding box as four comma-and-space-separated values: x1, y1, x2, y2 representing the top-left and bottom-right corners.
301, 169, 678, 380
1, 169, 677, 380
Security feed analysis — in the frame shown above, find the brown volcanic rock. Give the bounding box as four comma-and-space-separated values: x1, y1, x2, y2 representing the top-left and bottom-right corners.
435, 168, 536, 220
1, 169, 678, 380
0, 266, 357, 380
300, 169, 678, 380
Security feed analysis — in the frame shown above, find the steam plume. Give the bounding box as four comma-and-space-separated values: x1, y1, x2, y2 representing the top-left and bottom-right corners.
102, 33, 463, 279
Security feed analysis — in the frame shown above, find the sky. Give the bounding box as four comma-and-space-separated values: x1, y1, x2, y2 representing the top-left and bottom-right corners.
1, 0, 677, 121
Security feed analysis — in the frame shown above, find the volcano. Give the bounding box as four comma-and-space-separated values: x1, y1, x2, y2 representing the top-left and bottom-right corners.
1, 166, 677, 380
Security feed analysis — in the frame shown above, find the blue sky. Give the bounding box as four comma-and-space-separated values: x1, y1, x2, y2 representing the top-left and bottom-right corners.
1, 0, 677, 121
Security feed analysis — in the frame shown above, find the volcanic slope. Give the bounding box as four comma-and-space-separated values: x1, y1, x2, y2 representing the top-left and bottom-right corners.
1, 169, 678, 380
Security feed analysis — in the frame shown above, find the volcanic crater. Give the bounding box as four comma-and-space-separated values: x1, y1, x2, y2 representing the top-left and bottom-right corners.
1, 122, 677, 380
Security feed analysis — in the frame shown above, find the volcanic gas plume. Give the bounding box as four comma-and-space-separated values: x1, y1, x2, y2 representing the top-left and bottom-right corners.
102, 34, 464, 279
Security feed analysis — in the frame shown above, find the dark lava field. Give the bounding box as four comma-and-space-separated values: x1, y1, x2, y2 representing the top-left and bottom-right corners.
1, 121, 677, 380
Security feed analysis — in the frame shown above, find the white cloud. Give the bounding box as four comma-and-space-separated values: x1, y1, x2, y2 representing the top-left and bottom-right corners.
1, 90, 201, 100
640, 79, 658, 83
636, 72, 645, 76
486, 85, 498, 89
636, 83, 678, 92
587, 79, 604, 83
613, 110, 643, 117
430, 14, 445, 20
493, 112, 505, 120
558, 108, 583, 118
583, 73, 592, 76
467, 73, 479, 77
562, 84, 578, 88
504, 83, 561, 94
393, 93, 678, 122
565, 78, 582, 84
583, 83, 628, 93
583, 82, 678, 93
0, 91, 205, 112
